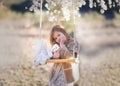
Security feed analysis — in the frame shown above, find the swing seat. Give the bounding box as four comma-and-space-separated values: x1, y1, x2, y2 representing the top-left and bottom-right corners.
46, 57, 78, 63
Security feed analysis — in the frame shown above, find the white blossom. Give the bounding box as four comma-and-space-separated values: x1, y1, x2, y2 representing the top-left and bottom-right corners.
51, 1, 56, 6
45, 3, 49, 9
100, 9, 105, 14
25, 7, 28, 9
94, 2, 97, 7
82, 1, 86, 5
113, 2, 115, 7
100, 0, 107, 10
108, 0, 112, 5
78, 0, 86, 8
57, 11, 61, 14
89, 0, 93, 8
115, 0, 119, 2
61, 7, 71, 21
48, 16, 55, 22
50, 12, 53, 16
78, 2, 83, 7
109, 4, 112, 8
46, 11, 49, 15
61, 0, 72, 7
53, 10, 57, 13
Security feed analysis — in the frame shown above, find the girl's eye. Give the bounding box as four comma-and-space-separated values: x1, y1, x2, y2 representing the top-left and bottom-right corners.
55, 37, 57, 40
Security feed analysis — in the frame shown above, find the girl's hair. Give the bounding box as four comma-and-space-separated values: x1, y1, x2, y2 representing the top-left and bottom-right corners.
50, 25, 71, 45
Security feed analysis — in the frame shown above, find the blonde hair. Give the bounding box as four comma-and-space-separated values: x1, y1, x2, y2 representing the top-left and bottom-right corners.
50, 25, 71, 45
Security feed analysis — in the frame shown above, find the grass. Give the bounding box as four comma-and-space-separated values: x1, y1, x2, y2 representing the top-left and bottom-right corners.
115, 12, 120, 20
0, 9, 23, 19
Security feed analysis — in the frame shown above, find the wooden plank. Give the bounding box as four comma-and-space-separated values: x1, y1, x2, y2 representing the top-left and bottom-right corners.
47, 57, 75, 63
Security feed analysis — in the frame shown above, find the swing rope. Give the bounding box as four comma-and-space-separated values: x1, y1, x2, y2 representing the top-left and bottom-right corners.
72, 0, 76, 58
71, 1, 81, 83
39, 0, 43, 39
72, 0, 80, 61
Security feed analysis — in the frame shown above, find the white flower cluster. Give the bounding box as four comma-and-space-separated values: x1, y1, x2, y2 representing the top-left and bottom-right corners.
45, 0, 61, 22
99, 0, 120, 13
61, 7, 71, 21
45, 0, 81, 22
100, 0, 107, 14
78, 0, 86, 7
29, 0, 41, 12
89, 0, 93, 8
30, 0, 120, 20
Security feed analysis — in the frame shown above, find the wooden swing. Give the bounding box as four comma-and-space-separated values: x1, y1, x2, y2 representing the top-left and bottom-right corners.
39, 0, 78, 63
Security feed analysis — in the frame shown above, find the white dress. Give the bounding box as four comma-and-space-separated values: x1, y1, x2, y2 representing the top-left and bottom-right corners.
49, 64, 67, 86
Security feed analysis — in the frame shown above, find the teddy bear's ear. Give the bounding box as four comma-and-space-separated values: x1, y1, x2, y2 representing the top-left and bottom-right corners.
33, 40, 48, 58
34, 40, 47, 50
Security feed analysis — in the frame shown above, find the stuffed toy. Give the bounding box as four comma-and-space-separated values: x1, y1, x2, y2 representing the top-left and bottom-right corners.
33, 40, 60, 66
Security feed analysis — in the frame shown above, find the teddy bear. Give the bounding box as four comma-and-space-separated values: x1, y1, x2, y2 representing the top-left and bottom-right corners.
33, 40, 60, 66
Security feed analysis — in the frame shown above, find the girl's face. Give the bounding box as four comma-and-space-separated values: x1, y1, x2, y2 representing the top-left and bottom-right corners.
53, 31, 67, 44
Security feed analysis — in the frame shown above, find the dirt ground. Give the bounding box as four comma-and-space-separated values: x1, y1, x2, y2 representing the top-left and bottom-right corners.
0, 18, 120, 86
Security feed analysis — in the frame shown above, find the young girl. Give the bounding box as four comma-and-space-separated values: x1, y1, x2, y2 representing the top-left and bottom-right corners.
49, 25, 80, 86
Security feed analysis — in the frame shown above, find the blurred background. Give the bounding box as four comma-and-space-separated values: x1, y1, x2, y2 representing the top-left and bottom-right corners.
0, 0, 120, 86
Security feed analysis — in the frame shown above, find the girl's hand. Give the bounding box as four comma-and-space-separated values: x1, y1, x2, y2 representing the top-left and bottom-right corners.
52, 50, 60, 59
60, 36, 65, 47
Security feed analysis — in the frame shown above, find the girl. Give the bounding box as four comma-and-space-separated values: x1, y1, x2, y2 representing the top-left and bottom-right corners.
49, 25, 80, 86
